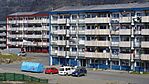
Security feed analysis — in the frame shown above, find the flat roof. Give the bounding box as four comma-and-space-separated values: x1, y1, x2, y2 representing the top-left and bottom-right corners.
51, 2, 149, 14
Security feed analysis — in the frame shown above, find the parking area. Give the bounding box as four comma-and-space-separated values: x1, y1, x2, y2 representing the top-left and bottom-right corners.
0, 53, 149, 84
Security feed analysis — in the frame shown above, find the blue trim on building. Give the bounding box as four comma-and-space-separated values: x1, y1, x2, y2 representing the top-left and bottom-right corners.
48, 14, 52, 65
49, 7, 149, 14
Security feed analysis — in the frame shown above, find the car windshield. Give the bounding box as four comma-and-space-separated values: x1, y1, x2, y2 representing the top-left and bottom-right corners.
59, 68, 64, 71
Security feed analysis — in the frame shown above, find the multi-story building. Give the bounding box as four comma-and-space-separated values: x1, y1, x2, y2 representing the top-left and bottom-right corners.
0, 21, 6, 50
6, 12, 49, 53
49, 2, 149, 72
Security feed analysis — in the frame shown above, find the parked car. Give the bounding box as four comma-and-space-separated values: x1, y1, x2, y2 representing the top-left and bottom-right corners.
71, 67, 87, 77
45, 67, 58, 74
58, 66, 75, 76
17, 51, 26, 56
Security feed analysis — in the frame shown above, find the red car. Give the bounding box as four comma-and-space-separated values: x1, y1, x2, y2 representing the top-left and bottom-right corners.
45, 67, 58, 74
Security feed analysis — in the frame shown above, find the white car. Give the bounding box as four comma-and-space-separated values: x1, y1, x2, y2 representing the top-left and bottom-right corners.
17, 51, 26, 56
58, 66, 75, 76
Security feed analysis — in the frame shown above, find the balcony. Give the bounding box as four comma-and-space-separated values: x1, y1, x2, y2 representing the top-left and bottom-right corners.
85, 52, 96, 58
0, 27, 6, 31
119, 29, 131, 35
51, 19, 66, 24
110, 30, 119, 35
141, 42, 149, 48
78, 52, 85, 57
70, 30, 77, 35
0, 44, 6, 47
85, 30, 96, 35
96, 29, 110, 35
96, 41, 110, 47
141, 29, 149, 35
69, 52, 77, 56
23, 42, 37, 46
0, 33, 6, 36
119, 53, 130, 59
85, 52, 110, 58
85, 41, 97, 46
96, 52, 110, 58
51, 40, 66, 45
51, 50, 57, 56
7, 34, 23, 38
78, 30, 85, 35
85, 17, 109, 23
141, 54, 149, 60
111, 42, 119, 46
79, 40, 85, 45
0, 39, 6, 41
119, 17, 131, 23
57, 51, 66, 57
142, 16, 149, 22
119, 41, 131, 47
52, 30, 66, 35
37, 42, 49, 46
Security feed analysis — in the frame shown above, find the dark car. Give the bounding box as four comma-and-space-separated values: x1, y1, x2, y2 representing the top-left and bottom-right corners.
45, 67, 58, 74
71, 67, 87, 77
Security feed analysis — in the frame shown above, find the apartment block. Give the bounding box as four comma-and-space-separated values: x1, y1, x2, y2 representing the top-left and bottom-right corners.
6, 12, 49, 53
49, 2, 149, 72
0, 21, 6, 50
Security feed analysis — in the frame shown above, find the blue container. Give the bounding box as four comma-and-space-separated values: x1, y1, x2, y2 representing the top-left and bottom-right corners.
21, 62, 44, 73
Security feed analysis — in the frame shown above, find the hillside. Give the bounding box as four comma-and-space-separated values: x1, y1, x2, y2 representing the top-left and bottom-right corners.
0, 0, 149, 20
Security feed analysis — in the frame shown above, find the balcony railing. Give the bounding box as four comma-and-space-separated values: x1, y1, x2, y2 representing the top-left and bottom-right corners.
85, 41, 97, 46
85, 30, 96, 35
51, 50, 57, 56
96, 29, 110, 35
119, 41, 131, 47
57, 51, 66, 57
85, 17, 110, 23
119, 53, 130, 59
85, 52, 110, 58
119, 17, 131, 23
52, 30, 66, 35
141, 42, 149, 48
51, 40, 66, 45
141, 54, 149, 60
69, 52, 77, 56
119, 29, 131, 35
142, 16, 149, 22
51, 19, 66, 24
141, 29, 149, 35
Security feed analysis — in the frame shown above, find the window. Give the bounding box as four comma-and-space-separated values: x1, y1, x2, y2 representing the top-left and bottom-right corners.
59, 15, 63, 19
79, 26, 85, 30
52, 15, 58, 20
79, 14, 85, 19
112, 13, 119, 18
72, 47, 77, 52
99, 25, 107, 29
87, 26, 90, 29
71, 26, 76, 30
72, 15, 77, 19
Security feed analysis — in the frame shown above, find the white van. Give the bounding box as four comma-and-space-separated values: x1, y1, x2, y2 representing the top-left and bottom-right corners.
58, 66, 75, 76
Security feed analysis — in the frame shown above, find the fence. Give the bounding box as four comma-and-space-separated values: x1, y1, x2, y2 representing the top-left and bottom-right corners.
0, 73, 48, 84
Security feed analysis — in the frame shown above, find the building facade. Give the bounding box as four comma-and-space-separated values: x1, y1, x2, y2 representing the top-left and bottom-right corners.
0, 21, 6, 50
49, 2, 149, 72
6, 12, 49, 53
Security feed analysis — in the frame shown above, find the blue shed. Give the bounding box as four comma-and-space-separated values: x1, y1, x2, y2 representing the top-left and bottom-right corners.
21, 62, 44, 73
